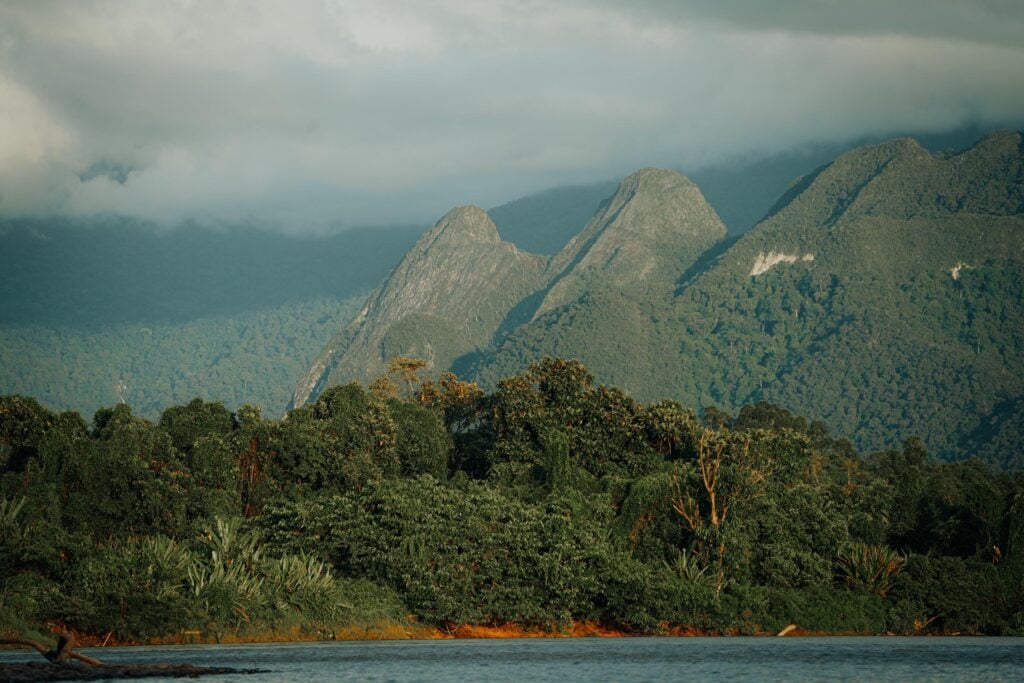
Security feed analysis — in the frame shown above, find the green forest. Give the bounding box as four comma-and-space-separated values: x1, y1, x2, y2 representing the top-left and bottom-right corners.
3, 357, 1022, 642
0, 297, 363, 420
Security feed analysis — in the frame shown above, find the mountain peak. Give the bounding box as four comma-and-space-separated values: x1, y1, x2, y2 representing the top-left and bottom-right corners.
534, 167, 726, 316
431, 205, 501, 244
975, 129, 1022, 149
758, 131, 1024, 232
867, 136, 926, 157
620, 167, 695, 191
290, 204, 547, 407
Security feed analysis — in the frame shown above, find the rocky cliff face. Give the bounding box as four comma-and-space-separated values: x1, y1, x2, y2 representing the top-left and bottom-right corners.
290, 206, 547, 408
536, 168, 726, 317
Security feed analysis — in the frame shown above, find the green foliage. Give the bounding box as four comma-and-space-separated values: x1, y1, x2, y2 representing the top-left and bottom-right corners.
641, 400, 699, 460
0, 296, 363, 420
666, 549, 714, 589
733, 484, 849, 589
836, 542, 907, 597
159, 399, 236, 453
616, 470, 683, 563
23, 404, 191, 539
64, 536, 194, 638
541, 430, 574, 494
490, 358, 662, 479
184, 435, 242, 523
719, 584, 889, 634
260, 477, 638, 628
2, 354, 1023, 638
60, 518, 374, 639
888, 554, 1019, 634
0, 571, 60, 635
0, 395, 55, 471
387, 399, 452, 479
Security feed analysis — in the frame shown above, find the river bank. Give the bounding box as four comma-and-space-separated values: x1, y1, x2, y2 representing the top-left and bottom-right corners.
4, 619, 926, 652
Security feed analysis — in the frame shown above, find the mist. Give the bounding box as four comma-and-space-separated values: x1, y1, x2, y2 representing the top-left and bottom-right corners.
2, 0, 1023, 231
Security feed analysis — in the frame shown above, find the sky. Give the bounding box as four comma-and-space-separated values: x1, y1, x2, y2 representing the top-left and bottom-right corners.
1, 0, 1023, 231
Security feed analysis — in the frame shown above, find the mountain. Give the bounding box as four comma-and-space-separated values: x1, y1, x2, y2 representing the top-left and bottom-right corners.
468, 168, 727, 397
659, 131, 1024, 461
483, 131, 1024, 464
537, 168, 726, 316
292, 168, 724, 406
297, 131, 1024, 466
485, 123, 1013, 248
290, 206, 548, 408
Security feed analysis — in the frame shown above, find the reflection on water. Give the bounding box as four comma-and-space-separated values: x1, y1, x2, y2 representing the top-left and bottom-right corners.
2, 637, 1022, 682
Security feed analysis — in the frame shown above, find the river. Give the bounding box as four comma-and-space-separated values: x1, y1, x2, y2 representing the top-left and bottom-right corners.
2, 636, 1022, 682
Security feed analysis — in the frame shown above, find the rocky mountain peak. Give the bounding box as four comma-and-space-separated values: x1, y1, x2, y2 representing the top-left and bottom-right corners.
619, 167, 697, 193
534, 166, 725, 316
429, 205, 501, 245
290, 204, 548, 408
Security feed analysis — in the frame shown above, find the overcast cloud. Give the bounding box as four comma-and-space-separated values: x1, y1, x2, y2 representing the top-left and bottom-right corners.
1, 0, 1023, 229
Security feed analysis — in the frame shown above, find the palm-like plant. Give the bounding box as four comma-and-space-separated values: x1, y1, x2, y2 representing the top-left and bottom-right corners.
836, 541, 906, 597
262, 553, 351, 622
667, 549, 713, 587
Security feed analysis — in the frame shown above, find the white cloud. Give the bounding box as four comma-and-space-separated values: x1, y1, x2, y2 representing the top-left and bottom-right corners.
0, 0, 1022, 228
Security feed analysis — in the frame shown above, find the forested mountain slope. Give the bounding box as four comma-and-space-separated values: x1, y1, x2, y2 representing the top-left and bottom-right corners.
482, 132, 1024, 464
662, 131, 1024, 463
0, 217, 392, 419
301, 132, 1024, 466
536, 168, 726, 316
0, 296, 362, 419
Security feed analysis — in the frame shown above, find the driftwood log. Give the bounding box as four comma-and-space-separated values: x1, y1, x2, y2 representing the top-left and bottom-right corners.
0, 631, 269, 681
0, 632, 104, 666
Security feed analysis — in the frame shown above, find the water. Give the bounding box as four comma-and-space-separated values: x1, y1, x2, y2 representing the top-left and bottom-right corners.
2, 637, 1023, 682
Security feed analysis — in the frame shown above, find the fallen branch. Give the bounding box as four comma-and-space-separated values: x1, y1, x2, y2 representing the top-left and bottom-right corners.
1, 631, 269, 681
776, 624, 797, 637
0, 632, 104, 666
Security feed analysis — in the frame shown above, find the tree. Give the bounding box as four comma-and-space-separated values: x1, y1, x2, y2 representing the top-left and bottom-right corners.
0, 395, 55, 472
60, 404, 190, 538
387, 399, 452, 478
158, 399, 235, 453
673, 429, 756, 592
641, 400, 699, 460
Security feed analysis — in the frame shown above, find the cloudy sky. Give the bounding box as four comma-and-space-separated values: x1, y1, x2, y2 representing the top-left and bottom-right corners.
2, 0, 1023, 230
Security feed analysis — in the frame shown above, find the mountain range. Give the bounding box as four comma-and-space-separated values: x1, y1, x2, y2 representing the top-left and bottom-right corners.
294, 131, 1024, 467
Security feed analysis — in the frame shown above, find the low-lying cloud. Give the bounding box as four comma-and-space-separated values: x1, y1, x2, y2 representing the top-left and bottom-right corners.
1, 0, 1023, 230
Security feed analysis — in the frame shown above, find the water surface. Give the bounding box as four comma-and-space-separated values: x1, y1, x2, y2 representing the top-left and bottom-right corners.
2, 636, 1022, 682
